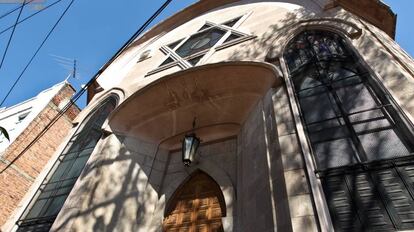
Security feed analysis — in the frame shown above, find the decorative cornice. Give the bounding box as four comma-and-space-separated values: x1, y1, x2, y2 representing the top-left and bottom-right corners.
125, 0, 397, 53
324, 0, 396, 38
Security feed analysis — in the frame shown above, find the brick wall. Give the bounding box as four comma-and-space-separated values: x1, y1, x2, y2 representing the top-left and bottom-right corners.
0, 83, 80, 227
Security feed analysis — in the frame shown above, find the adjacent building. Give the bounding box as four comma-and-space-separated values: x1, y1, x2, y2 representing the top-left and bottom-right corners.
4, 0, 414, 231
0, 82, 80, 229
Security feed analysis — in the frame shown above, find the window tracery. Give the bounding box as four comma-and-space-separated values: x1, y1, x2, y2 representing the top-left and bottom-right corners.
146, 15, 254, 76
284, 30, 414, 231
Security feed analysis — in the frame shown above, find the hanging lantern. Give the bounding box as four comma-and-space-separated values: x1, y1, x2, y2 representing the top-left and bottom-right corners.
182, 133, 200, 166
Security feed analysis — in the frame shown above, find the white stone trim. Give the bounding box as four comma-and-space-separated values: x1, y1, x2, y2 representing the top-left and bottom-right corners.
72, 88, 124, 125
266, 17, 362, 61
198, 11, 253, 65
262, 106, 278, 232
146, 12, 254, 77
279, 57, 334, 232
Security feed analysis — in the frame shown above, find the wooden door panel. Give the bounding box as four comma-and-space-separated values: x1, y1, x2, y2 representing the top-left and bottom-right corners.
163, 172, 225, 232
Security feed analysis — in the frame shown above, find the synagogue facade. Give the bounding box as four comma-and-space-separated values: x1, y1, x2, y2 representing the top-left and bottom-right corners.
4, 0, 414, 231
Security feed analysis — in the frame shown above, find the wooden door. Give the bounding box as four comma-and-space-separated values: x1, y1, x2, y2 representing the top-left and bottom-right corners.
163, 171, 226, 232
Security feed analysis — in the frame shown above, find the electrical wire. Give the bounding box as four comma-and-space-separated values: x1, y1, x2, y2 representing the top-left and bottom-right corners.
0, 0, 75, 107
0, 0, 26, 72
0, 0, 65, 37
0, 0, 173, 173
0, 0, 35, 21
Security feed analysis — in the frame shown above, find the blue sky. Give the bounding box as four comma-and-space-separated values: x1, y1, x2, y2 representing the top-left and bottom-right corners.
0, 0, 412, 108
0, 0, 198, 108
382, 0, 414, 56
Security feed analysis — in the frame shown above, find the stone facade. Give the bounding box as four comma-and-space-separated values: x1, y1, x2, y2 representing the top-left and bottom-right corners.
0, 83, 80, 228
4, 0, 414, 231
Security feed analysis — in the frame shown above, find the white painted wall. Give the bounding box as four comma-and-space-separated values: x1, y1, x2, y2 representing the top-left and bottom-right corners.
0, 81, 66, 155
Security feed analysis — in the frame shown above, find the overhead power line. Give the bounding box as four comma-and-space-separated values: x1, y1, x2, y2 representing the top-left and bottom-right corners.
0, 0, 26, 72
0, 0, 173, 173
0, 0, 65, 37
0, 0, 35, 21
0, 0, 75, 107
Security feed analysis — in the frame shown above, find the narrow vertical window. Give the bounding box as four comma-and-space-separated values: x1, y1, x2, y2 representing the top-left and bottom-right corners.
284, 30, 414, 231
16, 96, 117, 231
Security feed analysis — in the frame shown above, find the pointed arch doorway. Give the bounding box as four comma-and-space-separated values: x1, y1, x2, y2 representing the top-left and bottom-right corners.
163, 171, 226, 232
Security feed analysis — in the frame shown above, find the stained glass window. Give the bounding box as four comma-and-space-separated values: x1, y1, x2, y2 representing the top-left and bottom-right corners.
167, 39, 183, 50
151, 16, 251, 73
285, 30, 413, 170
188, 56, 203, 66
284, 30, 414, 231
16, 96, 117, 232
175, 28, 227, 57
160, 57, 175, 66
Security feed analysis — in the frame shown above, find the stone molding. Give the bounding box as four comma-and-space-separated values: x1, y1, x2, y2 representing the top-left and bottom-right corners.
266, 17, 362, 60
324, 0, 396, 38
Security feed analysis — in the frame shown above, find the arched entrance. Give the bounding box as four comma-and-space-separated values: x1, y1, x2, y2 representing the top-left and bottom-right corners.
163, 171, 226, 232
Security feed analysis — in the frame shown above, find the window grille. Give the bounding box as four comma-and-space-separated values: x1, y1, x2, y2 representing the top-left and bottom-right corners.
16, 96, 117, 232
284, 30, 414, 231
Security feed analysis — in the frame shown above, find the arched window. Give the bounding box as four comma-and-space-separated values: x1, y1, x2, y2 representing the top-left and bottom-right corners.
284, 30, 414, 231
16, 96, 117, 232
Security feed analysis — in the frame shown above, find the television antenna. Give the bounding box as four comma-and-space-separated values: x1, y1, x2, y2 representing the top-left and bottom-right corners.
50, 54, 80, 79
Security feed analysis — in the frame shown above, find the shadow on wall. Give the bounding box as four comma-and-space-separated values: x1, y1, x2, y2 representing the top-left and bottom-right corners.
51, 137, 167, 232
228, 7, 316, 61
228, 4, 412, 114
357, 34, 414, 114
227, 6, 414, 231
50, 6, 413, 232
52, 134, 236, 231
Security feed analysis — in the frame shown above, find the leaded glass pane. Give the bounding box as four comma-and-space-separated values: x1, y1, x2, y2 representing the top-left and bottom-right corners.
350, 109, 390, 134
175, 28, 226, 57
43, 195, 67, 216
299, 89, 339, 124
314, 138, 357, 169
24, 199, 47, 219
65, 155, 90, 178
41, 178, 76, 198
285, 30, 413, 170
285, 31, 347, 72
188, 56, 202, 66
153, 16, 250, 74
359, 129, 410, 161
48, 160, 71, 182
159, 57, 174, 67
309, 123, 349, 143
168, 39, 183, 49
285, 30, 414, 231
329, 66, 359, 81
17, 97, 117, 231
335, 83, 378, 114
295, 76, 323, 91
